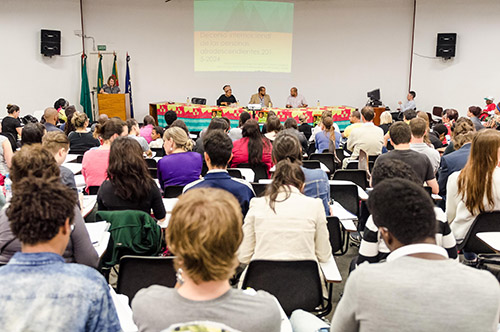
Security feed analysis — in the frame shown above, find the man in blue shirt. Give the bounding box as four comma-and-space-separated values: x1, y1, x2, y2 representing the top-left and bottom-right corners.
184, 129, 255, 216
0, 177, 121, 332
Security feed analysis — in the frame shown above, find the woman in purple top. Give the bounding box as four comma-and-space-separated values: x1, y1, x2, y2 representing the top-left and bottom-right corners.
158, 126, 202, 188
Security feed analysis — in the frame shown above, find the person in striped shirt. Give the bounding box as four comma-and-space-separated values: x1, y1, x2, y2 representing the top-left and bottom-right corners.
355, 159, 457, 267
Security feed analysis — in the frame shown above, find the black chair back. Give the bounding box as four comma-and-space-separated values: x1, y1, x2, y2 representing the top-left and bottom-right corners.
191, 97, 207, 105
236, 163, 268, 182
145, 158, 157, 169
326, 216, 343, 254
163, 185, 185, 198
335, 148, 347, 165
302, 160, 321, 170
88, 186, 100, 195
368, 155, 379, 162
333, 170, 368, 190
432, 106, 443, 117
346, 160, 359, 169
75, 155, 84, 163
251, 183, 267, 197
458, 211, 500, 253
242, 260, 323, 316
116, 255, 177, 304
151, 147, 165, 158
309, 153, 336, 174
227, 168, 243, 179
330, 184, 359, 217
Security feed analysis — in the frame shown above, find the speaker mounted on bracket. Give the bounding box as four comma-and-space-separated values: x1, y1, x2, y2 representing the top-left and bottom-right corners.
41, 29, 61, 57
436, 33, 456, 59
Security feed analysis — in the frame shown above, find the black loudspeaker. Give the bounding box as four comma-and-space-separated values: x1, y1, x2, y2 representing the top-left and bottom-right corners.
41, 29, 61, 56
436, 33, 456, 58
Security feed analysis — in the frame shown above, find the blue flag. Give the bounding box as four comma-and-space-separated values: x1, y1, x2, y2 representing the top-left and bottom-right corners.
125, 53, 134, 118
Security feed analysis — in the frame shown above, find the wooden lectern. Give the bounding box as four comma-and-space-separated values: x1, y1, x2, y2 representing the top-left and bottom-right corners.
97, 93, 131, 120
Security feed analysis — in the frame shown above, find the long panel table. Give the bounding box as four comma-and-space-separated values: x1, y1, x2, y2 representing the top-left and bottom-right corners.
149, 102, 354, 132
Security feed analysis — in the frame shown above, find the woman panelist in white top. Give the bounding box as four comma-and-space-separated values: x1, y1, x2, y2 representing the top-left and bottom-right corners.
238, 159, 332, 264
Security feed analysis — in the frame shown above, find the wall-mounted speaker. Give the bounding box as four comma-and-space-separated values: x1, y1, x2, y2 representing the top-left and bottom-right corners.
41, 29, 61, 56
436, 33, 456, 59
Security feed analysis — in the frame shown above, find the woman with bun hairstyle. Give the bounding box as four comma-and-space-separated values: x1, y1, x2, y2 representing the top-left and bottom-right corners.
2, 104, 22, 141
82, 118, 128, 191
157, 126, 202, 188
238, 158, 331, 266
68, 112, 100, 154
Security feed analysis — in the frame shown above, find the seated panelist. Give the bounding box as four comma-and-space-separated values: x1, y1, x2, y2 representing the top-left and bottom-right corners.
217, 85, 237, 106
286, 87, 308, 108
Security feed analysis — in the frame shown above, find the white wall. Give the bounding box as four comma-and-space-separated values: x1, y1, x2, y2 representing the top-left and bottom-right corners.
1, 0, 499, 121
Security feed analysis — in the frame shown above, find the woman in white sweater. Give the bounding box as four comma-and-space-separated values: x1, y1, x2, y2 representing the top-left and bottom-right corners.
238, 159, 332, 265
447, 129, 500, 245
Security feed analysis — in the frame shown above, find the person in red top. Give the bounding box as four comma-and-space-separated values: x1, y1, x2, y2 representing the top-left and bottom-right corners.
484, 97, 496, 113
231, 119, 273, 176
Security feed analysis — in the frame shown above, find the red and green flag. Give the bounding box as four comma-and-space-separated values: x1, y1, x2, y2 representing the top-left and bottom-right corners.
97, 53, 103, 91
112, 53, 119, 86
80, 54, 93, 122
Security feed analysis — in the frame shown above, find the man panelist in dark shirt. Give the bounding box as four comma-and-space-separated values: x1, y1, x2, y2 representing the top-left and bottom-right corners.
217, 85, 237, 106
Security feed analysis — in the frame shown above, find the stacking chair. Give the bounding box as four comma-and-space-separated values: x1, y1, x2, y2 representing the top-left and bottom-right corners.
116, 256, 177, 304
145, 158, 158, 179
235, 163, 268, 182
251, 183, 267, 197
88, 186, 100, 195
458, 211, 500, 253
335, 148, 348, 168
227, 168, 243, 179
332, 170, 368, 190
309, 153, 336, 175
163, 185, 185, 198
327, 216, 350, 256
241, 260, 332, 317
151, 147, 165, 158
191, 97, 207, 105
302, 160, 321, 170
330, 183, 360, 218
76, 155, 84, 163
345, 160, 359, 169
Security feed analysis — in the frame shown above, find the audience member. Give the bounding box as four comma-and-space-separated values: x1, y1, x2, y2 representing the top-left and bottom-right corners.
184, 130, 254, 216
132, 188, 282, 331
170, 119, 190, 136
273, 131, 331, 216
264, 115, 282, 142
140, 115, 156, 143
416, 111, 433, 146
91, 113, 109, 133
97, 137, 166, 220
283, 117, 308, 153
238, 159, 331, 266
0, 145, 98, 267
0, 123, 13, 176
403, 109, 417, 122
437, 120, 475, 200
409, 118, 440, 174
0, 176, 120, 331
43, 107, 62, 132
326, 179, 500, 332
429, 123, 448, 149
231, 119, 273, 175
21, 122, 45, 146
126, 118, 152, 156
356, 159, 457, 266
447, 129, 500, 245
342, 110, 362, 139
249, 86, 272, 107
309, 110, 340, 143
378, 111, 392, 134
486, 103, 500, 130
298, 114, 313, 140
82, 118, 128, 191
158, 126, 202, 188
375, 121, 438, 194
195, 118, 229, 155
3, 104, 23, 141
68, 112, 100, 154
164, 110, 177, 129
149, 126, 164, 149
483, 96, 496, 113
467, 105, 485, 132
442, 108, 459, 137
62, 105, 76, 134
345, 106, 384, 167
228, 111, 251, 141
315, 116, 340, 153
442, 117, 474, 155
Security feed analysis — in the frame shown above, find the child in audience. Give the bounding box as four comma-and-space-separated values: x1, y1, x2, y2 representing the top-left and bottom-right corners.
140, 115, 156, 143
132, 188, 283, 331
149, 126, 164, 149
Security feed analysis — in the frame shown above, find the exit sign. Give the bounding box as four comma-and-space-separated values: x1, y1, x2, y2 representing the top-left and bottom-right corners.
97, 45, 106, 51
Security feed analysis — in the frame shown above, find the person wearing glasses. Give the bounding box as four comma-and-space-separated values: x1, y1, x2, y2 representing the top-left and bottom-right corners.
217, 84, 237, 106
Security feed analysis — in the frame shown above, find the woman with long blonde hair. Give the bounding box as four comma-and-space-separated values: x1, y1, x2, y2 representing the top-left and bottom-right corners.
446, 129, 500, 245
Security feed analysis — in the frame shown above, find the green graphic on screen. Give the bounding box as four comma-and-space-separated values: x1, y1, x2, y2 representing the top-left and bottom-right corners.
194, 0, 294, 72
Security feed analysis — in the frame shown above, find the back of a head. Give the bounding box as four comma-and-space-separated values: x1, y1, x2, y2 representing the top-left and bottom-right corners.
379, 111, 392, 125
43, 107, 58, 121
416, 111, 430, 128
126, 118, 138, 133
266, 159, 305, 212
452, 120, 475, 149
272, 131, 302, 164
361, 106, 375, 122
409, 118, 427, 138
409, 91, 416, 99
242, 119, 260, 139
143, 115, 156, 126
7, 177, 76, 246
367, 178, 436, 245
71, 112, 88, 129
266, 116, 282, 133
98, 114, 109, 125
444, 109, 459, 122
108, 136, 152, 201
203, 129, 233, 168
6, 104, 19, 114
403, 109, 417, 121
469, 106, 482, 117
242, 119, 265, 164
42, 131, 69, 155
65, 105, 76, 119
389, 121, 411, 145
53, 98, 68, 110
164, 110, 178, 126
170, 119, 189, 136
207, 118, 229, 132
11, 145, 60, 189
433, 123, 448, 137
284, 117, 298, 130
167, 188, 243, 283
351, 110, 361, 121
239, 111, 251, 127
21, 123, 45, 145
95, 118, 126, 141
164, 126, 193, 151
322, 116, 333, 130
371, 159, 420, 187
153, 126, 164, 138
298, 114, 306, 124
